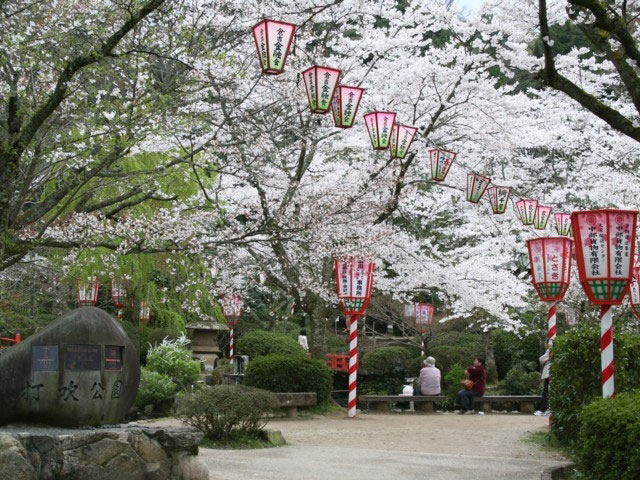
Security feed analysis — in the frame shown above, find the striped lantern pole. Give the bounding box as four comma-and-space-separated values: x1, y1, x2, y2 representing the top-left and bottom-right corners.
221, 294, 244, 367
600, 305, 615, 398
547, 302, 557, 343
229, 326, 235, 365
347, 315, 359, 418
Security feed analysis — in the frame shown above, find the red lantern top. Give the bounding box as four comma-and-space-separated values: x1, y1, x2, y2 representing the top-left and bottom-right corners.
78, 279, 100, 306
555, 213, 572, 236
334, 257, 375, 315
331, 85, 364, 128
516, 199, 538, 225
221, 294, 244, 326
414, 303, 434, 332
363, 112, 396, 150
534, 205, 553, 230
571, 209, 638, 305
390, 124, 418, 159
629, 267, 640, 320
302, 65, 341, 114
466, 173, 491, 203
110, 279, 127, 309
429, 148, 456, 182
487, 186, 511, 214
252, 19, 296, 74
526, 237, 573, 302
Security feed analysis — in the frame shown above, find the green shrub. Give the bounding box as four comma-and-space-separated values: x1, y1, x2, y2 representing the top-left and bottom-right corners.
178, 385, 278, 440
146, 336, 202, 389
441, 363, 466, 408
577, 391, 640, 479
551, 322, 640, 444
491, 329, 544, 380
236, 330, 305, 359
135, 368, 177, 410
428, 333, 483, 378
501, 364, 541, 395
360, 347, 411, 395
243, 354, 332, 403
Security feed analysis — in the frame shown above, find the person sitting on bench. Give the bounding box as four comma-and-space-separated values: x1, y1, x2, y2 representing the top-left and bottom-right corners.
455, 357, 486, 414
418, 356, 441, 395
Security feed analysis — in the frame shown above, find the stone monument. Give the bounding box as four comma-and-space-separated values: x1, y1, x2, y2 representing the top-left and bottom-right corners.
0, 307, 140, 427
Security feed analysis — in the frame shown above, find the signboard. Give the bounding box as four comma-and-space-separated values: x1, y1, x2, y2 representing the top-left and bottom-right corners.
104, 345, 123, 371
64, 344, 100, 371
32, 345, 58, 372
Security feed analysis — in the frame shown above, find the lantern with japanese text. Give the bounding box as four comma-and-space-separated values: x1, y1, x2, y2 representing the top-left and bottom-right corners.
331, 85, 364, 128
534, 205, 553, 230
139, 300, 151, 323
527, 237, 573, 349
363, 112, 396, 150
110, 279, 127, 321
334, 257, 375, 418
252, 19, 296, 74
221, 294, 244, 364
628, 267, 640, 320
302, 66, 341, 114
487, 186, 511, 214
571, 209, 638, 398
429, 148, 456, 182
466, 173, 491, 204
78, 279, 100, 306
390, 124, 418, 159
555, 213, 572, 236
516, 199, 538, 226
414, 303, 435, 356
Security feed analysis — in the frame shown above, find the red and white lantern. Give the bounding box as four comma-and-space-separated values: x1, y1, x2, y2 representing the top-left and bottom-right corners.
78, 279, 100, 306
516, 199, 538, 226
221, 294, 244, 365
555, 213, 572, 236
487, 186, 511, 214
414, 303, 435, 356
252, 19, 296, 75
331, 85, 364, 128
302, 65, 341, 114
110, 279, 127, 321
572, 209, 638, 398
629, 267, 640, 320
363, 112, 396, 150
390, 124, 418, 159
334, 257, 375, 418
534, 205, 553, 230
429, 148, 456, 182
466, 173, 491, 204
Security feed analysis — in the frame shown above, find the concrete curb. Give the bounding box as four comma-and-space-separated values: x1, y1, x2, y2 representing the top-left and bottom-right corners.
541, 463, 576, 480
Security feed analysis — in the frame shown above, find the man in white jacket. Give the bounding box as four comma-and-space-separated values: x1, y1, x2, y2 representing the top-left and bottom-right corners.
534, 340, 552, 416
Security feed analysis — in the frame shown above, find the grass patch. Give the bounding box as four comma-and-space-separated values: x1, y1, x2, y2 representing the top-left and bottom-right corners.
526, 431, 556, 452
304, 402, 344, 416
201, 432, 286, 449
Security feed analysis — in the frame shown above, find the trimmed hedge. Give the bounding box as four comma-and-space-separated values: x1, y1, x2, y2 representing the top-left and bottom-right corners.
236, 330, 305, 359
501, 363, 540, 395
577, 391, 640, 479
135, 368, 177, 410
360, 347, 411, 395
550, 322, 640, 444
243, 354, 332, 404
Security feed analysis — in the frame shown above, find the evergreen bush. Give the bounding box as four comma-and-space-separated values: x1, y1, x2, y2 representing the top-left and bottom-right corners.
360, 347, 411, 395
236, 330, 305, 359
243, 354, 332, 403
442, 363, 466, 409
501, 363, 541, 395
135, 368, 177, 410
146, 336, 202, 389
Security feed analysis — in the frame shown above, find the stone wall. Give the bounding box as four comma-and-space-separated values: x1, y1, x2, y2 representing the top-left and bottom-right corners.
0, 425, 209, 480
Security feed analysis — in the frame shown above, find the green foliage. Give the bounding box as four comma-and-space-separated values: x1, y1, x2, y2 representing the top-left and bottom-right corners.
146, 336, 202, 389
135, 368, 177, 410
178, 385, 278, 440
360, 347, 411, 395
243, 354, 332, 404
577, 391, 640, 480
236, 330, 305, 359
551, 322, 640, 444
428, 332, 483, 378
491, 329, 544, 380
442, 363, 467, 409
501, 364, 541, 395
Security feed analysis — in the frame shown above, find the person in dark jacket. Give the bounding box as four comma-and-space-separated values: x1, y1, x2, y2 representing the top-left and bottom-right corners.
454, 357, 487, 414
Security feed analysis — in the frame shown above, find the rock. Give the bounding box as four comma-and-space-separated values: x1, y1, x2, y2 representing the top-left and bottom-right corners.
127, 431, 171, 480
0, 433, 37, 480
0, 307, 141, 427
259, 429, 286, 446
144, 404, 155, 416
176, 454, 210, 480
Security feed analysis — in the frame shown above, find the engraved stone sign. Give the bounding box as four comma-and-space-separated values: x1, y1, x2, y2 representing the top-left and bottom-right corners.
104, 345, 123, 371
32, 345, 58, 372
64, 344, 100, 371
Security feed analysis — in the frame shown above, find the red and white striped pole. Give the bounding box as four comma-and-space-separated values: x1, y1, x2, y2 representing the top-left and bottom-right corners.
600, 305, 615, 398
347, 314, 359, 418
229, 327, 235, 365
547, 302, 557, 342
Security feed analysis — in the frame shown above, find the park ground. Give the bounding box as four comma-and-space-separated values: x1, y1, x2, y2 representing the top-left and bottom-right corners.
148, 412, 570, 480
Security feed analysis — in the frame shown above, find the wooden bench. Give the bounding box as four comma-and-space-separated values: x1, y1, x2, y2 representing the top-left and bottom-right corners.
473, 395, 542, 414
274, 392, 317, 417
360, 395, 447, 413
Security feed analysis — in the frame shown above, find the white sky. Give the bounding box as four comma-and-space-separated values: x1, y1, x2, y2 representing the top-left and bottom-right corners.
456, 0, 482, 12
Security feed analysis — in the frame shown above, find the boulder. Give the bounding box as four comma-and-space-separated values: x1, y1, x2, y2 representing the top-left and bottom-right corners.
0, 433, 37, 480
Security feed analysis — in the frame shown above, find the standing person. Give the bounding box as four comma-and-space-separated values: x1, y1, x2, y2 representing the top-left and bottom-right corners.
454, 358, 487, 414
418, 356, 441, 395
534, 340, 552, 416
298, 329, 309, 352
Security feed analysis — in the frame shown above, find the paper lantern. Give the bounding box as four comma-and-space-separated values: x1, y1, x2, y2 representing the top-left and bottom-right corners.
334, 257, 375, 315
252, 19, 296, 74
516, 199, 538, 225
390, 124, 418, 159
466, 173, 491, 203
555, 213, 572, 236
429, 148, 456, 182
221, 294, 244, 326
302, 65, 341, 113
571, 210, 638, 304
414, 303, 435, 332
487, 186, 511, 214
534, 205, 553, 230
527, 237, 573, 302
331, 85, 364, 128
78, 279, 100, 306
110, 279, 127, 320
139, 300, 151, 322
363, 112, 396, 150
629, 267, 640, 320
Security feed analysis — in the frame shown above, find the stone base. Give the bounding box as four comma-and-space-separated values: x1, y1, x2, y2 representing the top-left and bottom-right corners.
0, 424, 208, 480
